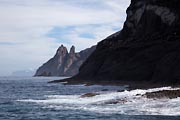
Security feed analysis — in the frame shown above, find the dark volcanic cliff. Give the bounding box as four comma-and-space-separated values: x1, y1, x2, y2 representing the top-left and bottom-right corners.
35, 45, 96, 77
72, 0, 180, 85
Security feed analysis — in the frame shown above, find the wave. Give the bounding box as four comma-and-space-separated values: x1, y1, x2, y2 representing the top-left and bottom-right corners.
17, 87, 180, 116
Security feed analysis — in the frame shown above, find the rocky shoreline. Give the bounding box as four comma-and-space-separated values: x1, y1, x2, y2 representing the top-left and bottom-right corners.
76, 88, 180, 107
49, 78, 180, 101
49, 77, 180, 90
81, 89, 180, 101
143, 90, 180, 99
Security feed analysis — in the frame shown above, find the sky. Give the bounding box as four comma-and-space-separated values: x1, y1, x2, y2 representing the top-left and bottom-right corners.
0, 0, 130, 76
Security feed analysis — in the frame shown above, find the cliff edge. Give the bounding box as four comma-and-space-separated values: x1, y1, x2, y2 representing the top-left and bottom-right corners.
68, 0, 180, 85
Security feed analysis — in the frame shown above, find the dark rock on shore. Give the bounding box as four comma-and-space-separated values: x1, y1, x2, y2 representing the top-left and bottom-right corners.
143, 90, 180, 99
35, 45, 96, 77
67, 0, 180, 86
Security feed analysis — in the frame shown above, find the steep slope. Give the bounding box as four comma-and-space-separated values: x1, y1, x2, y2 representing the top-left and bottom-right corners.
35, 45, 96, 77
72, 0, 180, 85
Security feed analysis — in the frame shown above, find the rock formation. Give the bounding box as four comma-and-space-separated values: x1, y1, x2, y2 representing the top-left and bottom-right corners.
143, 90, 180, 99
34, 45, 96, 77
70, 0, 180, 85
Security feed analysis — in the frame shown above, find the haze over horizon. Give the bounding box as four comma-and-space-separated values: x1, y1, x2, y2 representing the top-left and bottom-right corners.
0, 0, 130, 76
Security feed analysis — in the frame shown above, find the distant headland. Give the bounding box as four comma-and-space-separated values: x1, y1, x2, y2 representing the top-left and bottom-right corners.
35, 45, 96, 77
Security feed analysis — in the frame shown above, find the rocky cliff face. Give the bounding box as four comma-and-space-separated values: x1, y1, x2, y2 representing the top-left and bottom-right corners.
34, 45, 96, 77
73, 0, 180, 85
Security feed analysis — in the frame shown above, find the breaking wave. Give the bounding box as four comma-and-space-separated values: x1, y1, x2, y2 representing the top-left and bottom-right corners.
17, 87, 180, 116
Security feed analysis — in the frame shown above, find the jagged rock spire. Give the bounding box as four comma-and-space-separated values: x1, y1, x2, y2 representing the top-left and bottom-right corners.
69, 45, 75, 54
56, 44, 68, 56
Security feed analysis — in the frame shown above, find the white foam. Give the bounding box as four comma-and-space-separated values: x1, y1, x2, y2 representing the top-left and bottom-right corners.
17, 87, 180, 116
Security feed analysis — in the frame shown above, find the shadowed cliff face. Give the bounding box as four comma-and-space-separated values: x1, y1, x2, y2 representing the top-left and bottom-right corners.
35, 45, 96, 77
73, 0, 180, 85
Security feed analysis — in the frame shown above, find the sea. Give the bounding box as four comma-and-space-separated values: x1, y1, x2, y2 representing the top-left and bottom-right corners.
0, 77, 179, 120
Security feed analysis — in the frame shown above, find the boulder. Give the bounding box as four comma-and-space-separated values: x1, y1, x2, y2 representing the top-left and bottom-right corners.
143, 90, 180, 99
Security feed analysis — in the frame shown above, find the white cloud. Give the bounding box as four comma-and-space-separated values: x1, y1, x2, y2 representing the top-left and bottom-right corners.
0, 0, 130, 76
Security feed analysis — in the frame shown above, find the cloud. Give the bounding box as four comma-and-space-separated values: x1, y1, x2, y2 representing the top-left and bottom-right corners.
0, 0, 130, 76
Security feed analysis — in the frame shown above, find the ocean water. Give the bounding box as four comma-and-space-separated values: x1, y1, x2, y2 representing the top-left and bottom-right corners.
0, 77, 179, 120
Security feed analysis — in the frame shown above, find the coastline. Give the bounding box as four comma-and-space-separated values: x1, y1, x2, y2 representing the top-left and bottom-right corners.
49, 78, 180, 90
49, 78, 180, 99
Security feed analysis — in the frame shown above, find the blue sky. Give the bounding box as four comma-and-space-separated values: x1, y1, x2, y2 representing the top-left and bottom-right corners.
0, 0, 130, 76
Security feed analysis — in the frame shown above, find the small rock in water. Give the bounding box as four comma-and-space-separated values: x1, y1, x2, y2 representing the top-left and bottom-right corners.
80, 93, 100, 98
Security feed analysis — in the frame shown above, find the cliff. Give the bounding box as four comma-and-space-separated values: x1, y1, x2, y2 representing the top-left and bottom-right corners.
70, 0, 180, 85
34, 45, 96, 77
